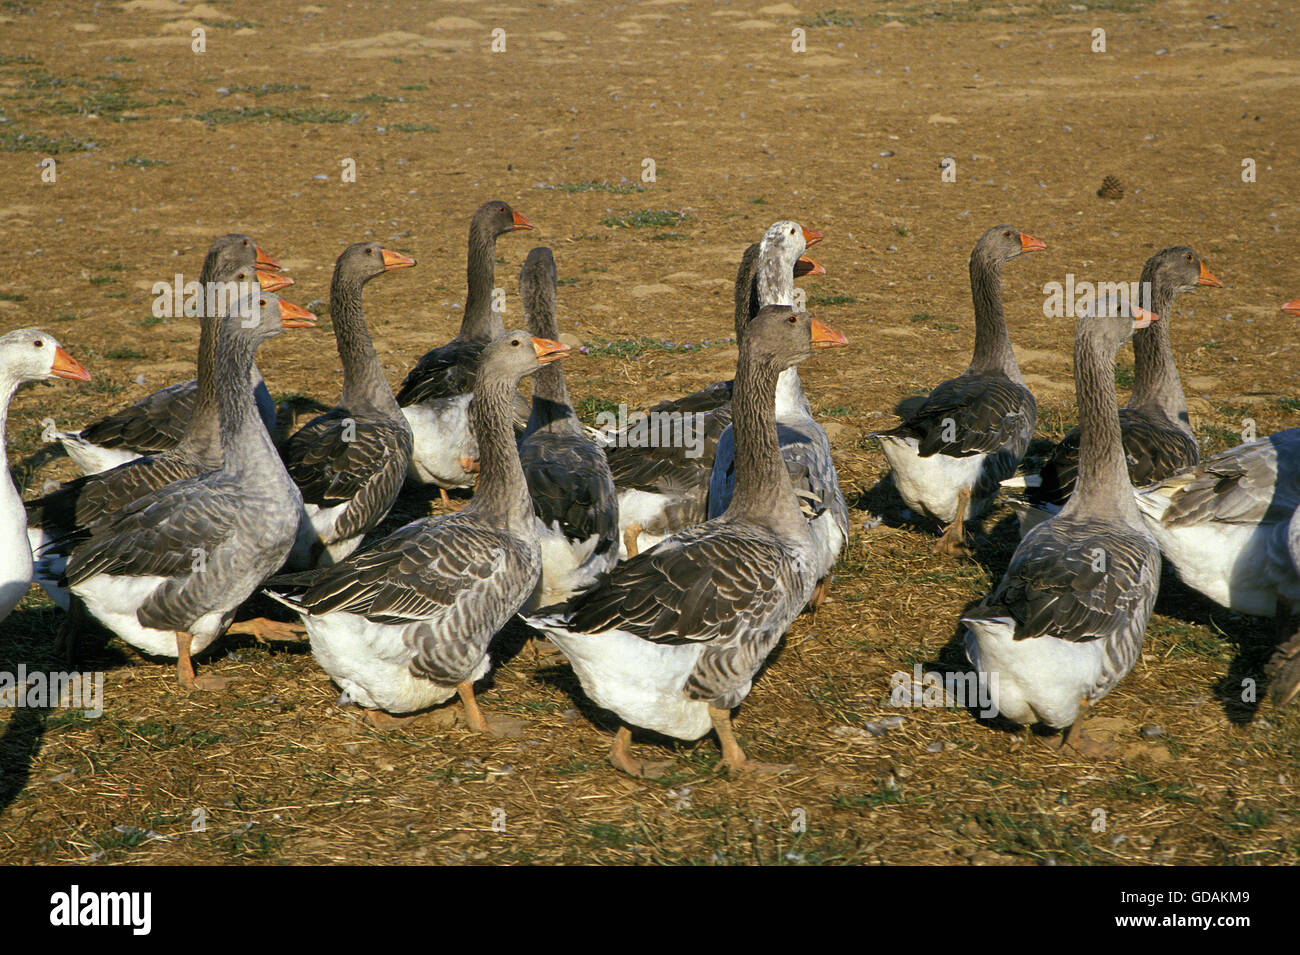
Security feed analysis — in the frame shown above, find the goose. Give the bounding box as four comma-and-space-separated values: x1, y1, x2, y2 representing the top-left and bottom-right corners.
1127, 301, 1300, 706
27, 253, 297, 611
531, 306, 847, 778
707, 256, 848, 611
397, 200, 533, 502
872, 225, 1044, 553
48, 234, 288, 474
266, 331, 568, 729
1006, 247, 1221, 535
611, 221, 821, 559
516, 247, 618, 610
280, 242, 416, 570
962, 303, 1162, 755
0, 330, 91, 623
64, 293, 315, 689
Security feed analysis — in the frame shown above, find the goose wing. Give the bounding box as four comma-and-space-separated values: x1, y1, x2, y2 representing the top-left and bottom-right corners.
395, 340, 482, 406
520, 431, 618, 546
881, 372, 1035, 458
75, 379, 196, 454
1158, 430, 1300, 528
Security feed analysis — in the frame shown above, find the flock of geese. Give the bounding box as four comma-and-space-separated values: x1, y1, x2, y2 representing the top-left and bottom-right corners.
1, 201, 1297, 777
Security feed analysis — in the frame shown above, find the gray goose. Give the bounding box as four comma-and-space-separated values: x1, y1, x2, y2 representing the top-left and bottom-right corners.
281, 242, 416, 570
66, 293, 315, 689
963, 302, 1162, 755
610, 220, 821, 559
48, 234, 288, 474
27, 253, 295, 609
516, 248, 618, 610
873, 225, 1044, 553
397, 200, 533, 502
0, 330, 90, 624
532, 306, 847, 778
267, 331, 568, 729
1011, 247, 1222, 529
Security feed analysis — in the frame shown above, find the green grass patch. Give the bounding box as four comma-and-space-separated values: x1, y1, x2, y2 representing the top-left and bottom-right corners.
807, 284, 856, 306
540, 180, 646, 195
1114, 363, 1134, 388
117, 156, 169, 167
600, 209, 687, 229
389, 122, 438, 133
0, 122, 94, 153
581, 336, 732, 360
189, 106, 354, 125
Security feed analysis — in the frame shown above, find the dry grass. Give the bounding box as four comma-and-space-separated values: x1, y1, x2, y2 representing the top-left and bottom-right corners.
1, 0, 1299, 865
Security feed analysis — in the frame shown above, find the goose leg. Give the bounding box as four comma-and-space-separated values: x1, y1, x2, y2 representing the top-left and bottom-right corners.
708, 705, 795, 776
174, 632, 234, 691
623, 522, 643, 559
226, 617, 306, 643
53, 598, 87, 667
459, 455, 481, 475
607, 725, 674, 779
1265, 612, 1300, 706
809, 576, 832, 613
457, 681, 525, 737
361, 708, 418, 728
1061, 697, 1114, 756
935, 487, 971, 555
439, 487, 452, 507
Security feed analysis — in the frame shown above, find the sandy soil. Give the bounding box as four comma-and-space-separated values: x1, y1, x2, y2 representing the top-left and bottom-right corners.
0, 0, 1296, 865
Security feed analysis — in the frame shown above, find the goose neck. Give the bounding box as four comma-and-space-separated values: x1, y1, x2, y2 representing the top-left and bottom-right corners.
467, 377, 534, 532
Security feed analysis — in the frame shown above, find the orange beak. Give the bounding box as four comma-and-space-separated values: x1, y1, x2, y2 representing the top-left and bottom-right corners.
257, 271, 294, 293
254, 246, 281, 272
511, 210, 534, 232
50, 346, 91, 382
801, 226, 823, 247
1019, 232, 1047, 254
1197, 261, 1222, 288
531, 336, 568, 364
381, 248, 417, 271
277, 300, 318, 329
794, 256, 825, 278
1132, 306, 1160, 330
810, 316, 848, 348
1282, 299, 1300, 317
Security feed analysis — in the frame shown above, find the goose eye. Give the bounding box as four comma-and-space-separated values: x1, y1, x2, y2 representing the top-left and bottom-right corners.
242, 239, 250, 247
1003, 230, 1012, 237
365, 247, 373, 254
259, 298, 267, 308
511, 338, 520, 346
787, 315, 797, 324
33, 339, 43, 348
1186, 252, 1193, 261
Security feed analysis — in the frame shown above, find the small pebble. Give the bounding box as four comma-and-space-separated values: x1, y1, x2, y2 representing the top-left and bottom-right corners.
925, 741, 944, 753
1140, 724, 1165, 738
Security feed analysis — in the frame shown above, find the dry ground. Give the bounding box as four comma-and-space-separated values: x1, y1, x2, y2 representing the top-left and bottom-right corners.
0, 0, 1297, 864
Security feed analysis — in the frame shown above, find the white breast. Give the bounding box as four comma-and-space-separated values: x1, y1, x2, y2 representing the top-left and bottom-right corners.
402, 395, 478, 488
877, 434, 989, 522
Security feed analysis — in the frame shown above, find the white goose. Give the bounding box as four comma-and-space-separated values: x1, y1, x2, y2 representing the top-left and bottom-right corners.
532, 307, 847, 778
0, 330, 91, 622
963, 304, 1161, 755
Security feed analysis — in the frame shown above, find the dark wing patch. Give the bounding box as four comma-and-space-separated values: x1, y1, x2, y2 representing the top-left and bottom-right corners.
881, 372, 1036, 458
76, 379, 196, 454
396, 340, 482, 406
567, 527, 789, 647
520, 431, 618, 549
649, 379, 734, 417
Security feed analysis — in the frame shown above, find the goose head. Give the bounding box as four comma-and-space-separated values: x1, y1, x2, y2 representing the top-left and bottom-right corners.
745, 305, 847, 373
1282, 300, 1300, 317
1146, 246, 1221, 298
475, 200, 534, 240
335, 241, 417, 286
0, 329, 90, 396
480, 329, 569, 387
203, 233, 281, 282
222, 292, 317, 347
974, 224, 1046, 266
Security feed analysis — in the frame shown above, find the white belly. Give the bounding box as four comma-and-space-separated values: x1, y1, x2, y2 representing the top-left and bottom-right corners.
615, 488, 678, 559
304, 610, 483, 714
808, 508, 845, 582
878, 435, 988, 522
537, 621, 713, 740
402, 396, 477, 488
525, 520, 614, 612
1144, 518, 1280, 617
963, 616, 1106, 729
72, 574, 224, 658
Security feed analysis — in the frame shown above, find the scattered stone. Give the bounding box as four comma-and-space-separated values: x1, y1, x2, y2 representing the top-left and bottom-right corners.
1139, 724, 1165, 738
925, 741, 944, 753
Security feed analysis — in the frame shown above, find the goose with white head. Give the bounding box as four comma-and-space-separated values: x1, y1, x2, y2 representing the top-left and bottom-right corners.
268, 331, 566, 731
873, 225, 1044, 553
398, 201, 534, 501
65, 292, 315, 689
532, 305, 848, 778
49, 234, 287, 474
611, 221, 824, 559
281, 241, 416, 572
963, 302, 1162, 755
0, 330, 90, 623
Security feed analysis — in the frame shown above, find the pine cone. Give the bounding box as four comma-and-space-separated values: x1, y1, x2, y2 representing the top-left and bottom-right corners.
1097, 175, 1123, 200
